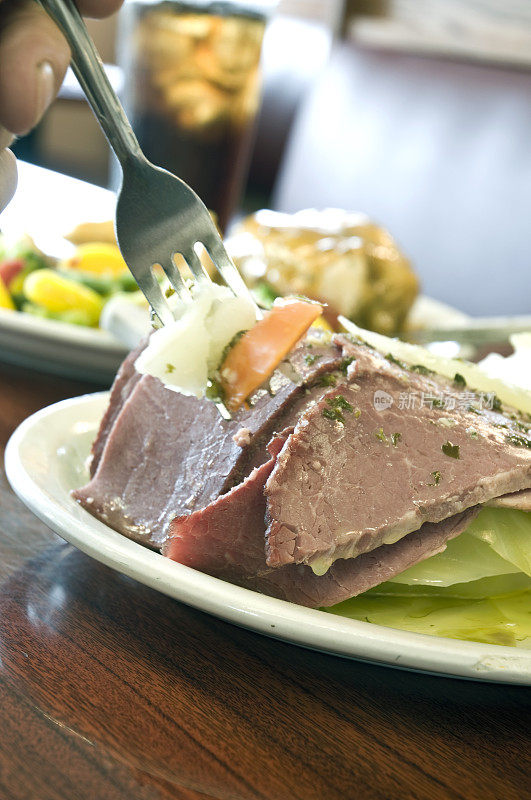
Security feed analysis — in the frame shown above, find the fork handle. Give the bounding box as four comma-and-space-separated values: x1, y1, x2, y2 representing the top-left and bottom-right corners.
37, 0, 143, 166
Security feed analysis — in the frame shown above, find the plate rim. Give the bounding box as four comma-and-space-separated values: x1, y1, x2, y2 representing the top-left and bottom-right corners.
0, 307, 126, 352
5, 392, 531, 685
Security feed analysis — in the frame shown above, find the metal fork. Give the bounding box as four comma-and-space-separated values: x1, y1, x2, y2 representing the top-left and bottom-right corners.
38, 0, 259, 327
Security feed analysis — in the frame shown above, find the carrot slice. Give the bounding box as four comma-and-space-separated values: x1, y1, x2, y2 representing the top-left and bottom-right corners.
219, 298, 323, 412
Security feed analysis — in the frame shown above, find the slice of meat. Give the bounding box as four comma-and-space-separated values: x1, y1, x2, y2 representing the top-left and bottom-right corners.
488, 488, 531, 511
258, 510, 479, 608
164, 434, 288, 579
265, 341, 531, 571
90, 338, 147, 476
74, 337, 345, 548
164, 443, 479, 607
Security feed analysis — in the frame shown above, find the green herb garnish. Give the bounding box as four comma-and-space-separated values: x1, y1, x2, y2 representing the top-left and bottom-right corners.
385, 353, 406, 369
165, 363, 175, 374
219, 330, 247, 366
428, 470, 441, 486
375, 427, 388, 443
319, 373, 337, 387
340, 356, 354, 375
492, 395, 503, 412
442, 441, 460, 459
506, 434, 531, 449
453, 373, 466, 387
391, 432, 402, 447
323, 395, 354, 424
411, 364, 433, 376
305, 353, 321, 366
206, 379, 226, 403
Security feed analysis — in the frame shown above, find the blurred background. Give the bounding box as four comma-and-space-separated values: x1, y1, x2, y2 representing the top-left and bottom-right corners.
8, 0, 531, 316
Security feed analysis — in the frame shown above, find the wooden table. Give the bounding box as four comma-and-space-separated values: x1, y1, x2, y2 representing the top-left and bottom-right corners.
0, 361, 529, 800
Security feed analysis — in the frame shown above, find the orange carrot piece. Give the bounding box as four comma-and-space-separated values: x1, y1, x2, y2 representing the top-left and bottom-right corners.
219, 298, 323, 412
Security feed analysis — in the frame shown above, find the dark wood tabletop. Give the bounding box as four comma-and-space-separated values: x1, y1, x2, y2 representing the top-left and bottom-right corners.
0, 360, 529, 800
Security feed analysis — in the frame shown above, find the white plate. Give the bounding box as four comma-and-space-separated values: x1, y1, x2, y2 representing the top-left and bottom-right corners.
5, 392, 531, 684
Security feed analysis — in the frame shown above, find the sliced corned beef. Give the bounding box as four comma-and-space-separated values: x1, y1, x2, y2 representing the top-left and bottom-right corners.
90, 339, 146, 476
74, 337, 345, 548
164, 440, 479, 607
265, 341, 531, 571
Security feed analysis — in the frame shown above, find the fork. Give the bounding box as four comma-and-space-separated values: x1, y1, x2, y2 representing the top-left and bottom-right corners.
38, 0, 259, 327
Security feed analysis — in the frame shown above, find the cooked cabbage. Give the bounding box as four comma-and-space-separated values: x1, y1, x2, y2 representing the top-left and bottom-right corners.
327, 587, 531, 648
327, 506, 531, 647
466, 507, 531, 577
389, 531, 518, 586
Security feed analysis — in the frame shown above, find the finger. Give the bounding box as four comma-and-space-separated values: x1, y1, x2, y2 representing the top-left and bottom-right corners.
77, 0, 123, 19
0, 147, 17, 212
0, 0, 69, 134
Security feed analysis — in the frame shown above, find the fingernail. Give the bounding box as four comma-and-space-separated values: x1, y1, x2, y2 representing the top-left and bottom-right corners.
0, 125, 15, 150
36, 61, 55, 121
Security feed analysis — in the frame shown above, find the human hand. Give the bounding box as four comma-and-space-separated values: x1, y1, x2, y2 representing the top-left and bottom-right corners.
0, 0, 122, 211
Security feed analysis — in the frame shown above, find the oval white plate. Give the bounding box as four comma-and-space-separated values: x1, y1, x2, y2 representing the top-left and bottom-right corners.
5, 392, 531, 684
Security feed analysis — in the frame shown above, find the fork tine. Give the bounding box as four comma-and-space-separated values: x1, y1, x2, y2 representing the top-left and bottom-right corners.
180, 246, 209, 285
158, 255, 192, 304
204, 235, 261, 314
134, 265, 175, 327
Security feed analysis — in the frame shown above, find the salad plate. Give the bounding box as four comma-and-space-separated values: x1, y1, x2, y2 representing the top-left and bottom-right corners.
5, 391, 531, 684
0, 162, 470, 382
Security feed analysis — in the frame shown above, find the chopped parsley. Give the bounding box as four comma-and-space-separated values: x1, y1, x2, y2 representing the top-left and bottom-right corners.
385, 353, 406, 369
340, 356, 354, 375
354, 408, 362, 419
432, 397, 445, 408
391, 432, 402, 447
467, 405, 481, 415
206, 379, 225, 403
375, 427, 388, 443
323, 395, 354, 424
506, 433, 531, 449
319, 373, 338, 387
165, 363, 175, 374
492, 395, 503, 412
411, 364, 433, 376
219, 330, 247, 366
304, 353, 321, 366
428, 470, 441, 486
453, 373, 466, 387
442, 441, 460, 459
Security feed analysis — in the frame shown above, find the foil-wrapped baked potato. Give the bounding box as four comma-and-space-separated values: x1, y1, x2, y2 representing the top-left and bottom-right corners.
226, 209, 419, 336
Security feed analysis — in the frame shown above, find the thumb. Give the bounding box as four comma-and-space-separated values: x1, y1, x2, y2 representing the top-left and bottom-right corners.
0, 127, 17, 212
